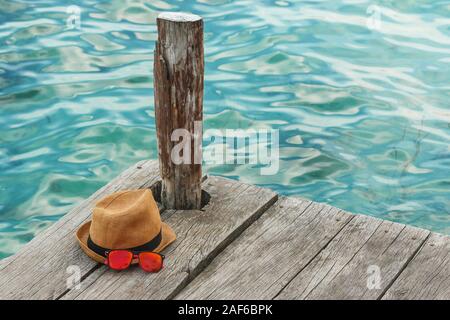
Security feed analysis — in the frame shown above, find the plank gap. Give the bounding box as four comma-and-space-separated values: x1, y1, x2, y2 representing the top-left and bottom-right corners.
377, 232, 431, 300
272, 211, 356, 300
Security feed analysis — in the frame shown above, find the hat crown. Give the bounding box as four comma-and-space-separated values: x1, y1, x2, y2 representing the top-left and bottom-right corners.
89, 189, 161, 250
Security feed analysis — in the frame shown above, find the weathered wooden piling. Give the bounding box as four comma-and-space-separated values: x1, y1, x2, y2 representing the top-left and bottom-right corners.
154, 12, 204, 210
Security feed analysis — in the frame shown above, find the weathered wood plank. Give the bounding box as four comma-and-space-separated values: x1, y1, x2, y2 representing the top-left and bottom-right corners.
382, 233, 450, 300
61, 176, 278, 300
176, 197, 353, 300
0, 160, 161, 300
276, 216, 429, 300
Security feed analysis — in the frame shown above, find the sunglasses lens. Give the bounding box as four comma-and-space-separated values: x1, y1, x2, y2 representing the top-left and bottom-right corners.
108, 250, 133, 270
139, 252, 163, 272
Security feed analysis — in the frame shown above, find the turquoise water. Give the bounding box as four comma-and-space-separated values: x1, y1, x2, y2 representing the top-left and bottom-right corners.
1, 0, 450, 259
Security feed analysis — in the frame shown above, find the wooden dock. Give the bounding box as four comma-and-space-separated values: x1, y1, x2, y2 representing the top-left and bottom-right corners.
0, 159, 449, 300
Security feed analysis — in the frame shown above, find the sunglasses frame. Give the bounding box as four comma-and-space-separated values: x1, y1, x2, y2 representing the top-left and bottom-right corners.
104, 250, 165, 272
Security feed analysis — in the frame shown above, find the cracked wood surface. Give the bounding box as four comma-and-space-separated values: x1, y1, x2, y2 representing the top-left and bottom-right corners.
61, 176, 277, 299
382, 233, 450, 300
154, 13, 204, 209
0, 160, 161, 299
276, 216, 429, 300
177, 199, 447, 300
176, 197, 354, 299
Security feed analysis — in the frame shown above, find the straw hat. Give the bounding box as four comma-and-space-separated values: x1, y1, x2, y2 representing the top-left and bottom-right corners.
76, 189, 176, 264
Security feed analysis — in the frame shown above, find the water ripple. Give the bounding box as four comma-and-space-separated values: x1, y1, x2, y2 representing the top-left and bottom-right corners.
1, 0, 450, 259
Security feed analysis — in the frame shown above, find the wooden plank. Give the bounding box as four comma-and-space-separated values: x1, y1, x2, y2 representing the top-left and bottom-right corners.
382, 233, 450, 300
276, 216, 429, 300
176, 197, 353, 300
61, 176, 278, 300
0, 160, 161, 300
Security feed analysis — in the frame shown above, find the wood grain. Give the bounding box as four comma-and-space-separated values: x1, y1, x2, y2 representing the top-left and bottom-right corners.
0, 160, 161, 299
176, 197, 353, 300
382, 233, 450, 300
276, 216, 430, 299
154, 12, 204, 209
2, 161, 449, 300
61, 176, 278, 300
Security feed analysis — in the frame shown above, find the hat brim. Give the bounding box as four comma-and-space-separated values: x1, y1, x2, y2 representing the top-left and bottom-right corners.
76, 220, 176, 264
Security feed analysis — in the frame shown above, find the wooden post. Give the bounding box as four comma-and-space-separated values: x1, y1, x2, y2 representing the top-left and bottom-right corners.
154, 12, 204, 210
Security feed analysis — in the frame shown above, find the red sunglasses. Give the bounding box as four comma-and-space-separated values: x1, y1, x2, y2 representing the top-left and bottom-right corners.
104, 250, 165, 272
